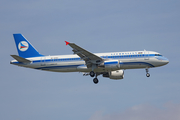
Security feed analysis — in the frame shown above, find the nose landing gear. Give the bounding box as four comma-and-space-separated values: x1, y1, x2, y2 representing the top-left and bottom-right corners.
146, 68, 150, 77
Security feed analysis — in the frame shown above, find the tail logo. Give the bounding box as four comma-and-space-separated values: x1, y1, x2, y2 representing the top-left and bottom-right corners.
18, 41, 29, 51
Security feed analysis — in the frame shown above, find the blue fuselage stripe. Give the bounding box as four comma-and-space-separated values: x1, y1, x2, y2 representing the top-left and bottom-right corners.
120, 62, 154, 67
104, 61, 118, 65
36, 65, 80, 69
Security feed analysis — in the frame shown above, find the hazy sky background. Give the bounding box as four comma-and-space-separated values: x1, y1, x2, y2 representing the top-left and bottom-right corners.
1, 0, 180, 120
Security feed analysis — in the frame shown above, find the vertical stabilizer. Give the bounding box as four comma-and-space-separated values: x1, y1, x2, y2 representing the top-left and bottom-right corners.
13, 34, 43, 58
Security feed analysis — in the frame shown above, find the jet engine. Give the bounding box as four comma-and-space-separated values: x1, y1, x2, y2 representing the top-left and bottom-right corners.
103, 70, 124, 80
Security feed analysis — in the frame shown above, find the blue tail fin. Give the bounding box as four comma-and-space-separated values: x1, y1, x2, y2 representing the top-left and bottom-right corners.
13, 34, 43, 58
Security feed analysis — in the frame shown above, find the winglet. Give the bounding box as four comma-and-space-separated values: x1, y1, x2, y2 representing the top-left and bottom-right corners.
65, 41, 70, 45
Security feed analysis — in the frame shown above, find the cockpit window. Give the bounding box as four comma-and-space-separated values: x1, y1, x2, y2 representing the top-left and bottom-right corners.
155, 54, 162, 56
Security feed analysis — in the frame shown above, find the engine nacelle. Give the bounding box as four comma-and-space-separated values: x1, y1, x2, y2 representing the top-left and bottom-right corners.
99, 60, 120, 70
103, 70, 124, 80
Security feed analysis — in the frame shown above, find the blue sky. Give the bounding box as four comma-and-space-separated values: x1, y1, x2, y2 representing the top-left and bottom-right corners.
0, 0, 180, 120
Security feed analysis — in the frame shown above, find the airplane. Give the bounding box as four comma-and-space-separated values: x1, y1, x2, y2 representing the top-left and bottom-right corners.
10, 34, 169, 84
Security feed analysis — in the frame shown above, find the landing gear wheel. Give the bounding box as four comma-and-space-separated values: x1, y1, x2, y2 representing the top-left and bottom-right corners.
146, 73, 150, 77
93, 78, 99, 84
145, 68, 150, 77
90, 71, 95, 77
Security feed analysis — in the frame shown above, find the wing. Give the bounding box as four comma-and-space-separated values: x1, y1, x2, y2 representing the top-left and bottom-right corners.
65, 41, 103, 67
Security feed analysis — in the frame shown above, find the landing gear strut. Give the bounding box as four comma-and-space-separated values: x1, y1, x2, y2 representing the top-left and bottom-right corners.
146, 68, 150, 77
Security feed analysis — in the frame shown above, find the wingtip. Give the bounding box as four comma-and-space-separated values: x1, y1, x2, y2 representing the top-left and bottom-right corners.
65, 41, 70, 45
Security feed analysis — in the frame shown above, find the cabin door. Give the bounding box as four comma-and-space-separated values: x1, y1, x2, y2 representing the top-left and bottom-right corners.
144, 51, 149, 60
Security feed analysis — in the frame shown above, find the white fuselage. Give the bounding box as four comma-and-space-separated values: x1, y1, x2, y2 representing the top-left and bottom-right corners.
11, 51, 169, 72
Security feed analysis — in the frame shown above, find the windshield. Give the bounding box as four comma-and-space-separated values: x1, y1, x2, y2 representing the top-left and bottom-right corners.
155, 54, 162, 56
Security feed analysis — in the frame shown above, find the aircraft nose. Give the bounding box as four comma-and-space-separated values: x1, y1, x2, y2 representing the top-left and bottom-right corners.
162, 57, 169, 65
156, 56, 169, 66
165, 59, 169, 64
164, 60, 169, 65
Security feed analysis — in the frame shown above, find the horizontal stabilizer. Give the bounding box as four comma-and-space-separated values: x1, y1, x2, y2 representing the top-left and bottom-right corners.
10, 55, 31, 63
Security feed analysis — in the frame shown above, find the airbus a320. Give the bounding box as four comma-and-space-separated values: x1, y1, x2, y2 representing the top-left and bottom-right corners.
10, 34, 169, 84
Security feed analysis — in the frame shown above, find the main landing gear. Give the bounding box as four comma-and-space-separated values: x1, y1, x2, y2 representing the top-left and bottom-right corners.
90, 71, 95, 77
90, 71, 99, 84
93, 78, 99, 84
146, 68, 150, 77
